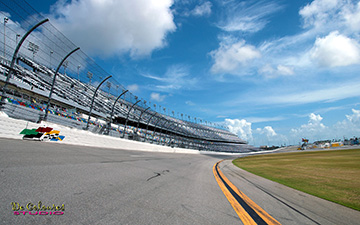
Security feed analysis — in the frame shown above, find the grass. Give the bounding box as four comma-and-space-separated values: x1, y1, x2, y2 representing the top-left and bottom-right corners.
232, 149, 360, 211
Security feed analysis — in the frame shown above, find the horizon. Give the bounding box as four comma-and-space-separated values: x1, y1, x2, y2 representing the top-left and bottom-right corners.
2, 0, 360, 146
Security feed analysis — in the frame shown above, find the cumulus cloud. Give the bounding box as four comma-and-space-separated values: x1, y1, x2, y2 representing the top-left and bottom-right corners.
291, 113, 328, 141
310, 31, 360, 67
263, 126, 277, 137
299, 0, 340, 28
334, 109, 360, 136
225, 118, 288, 146
288, 109, 360, 143
299, 0, 360, 33
225, 118, 253, 142
150, 92, 166, 102
48, 0, 176, 58
225, 110, 360, 146
256, 126, 277, 137
342, 1, 360, 32
345, 108, 360, 124
310, 113, 323, 123
210, 38, 261, 75
254, 0, 360, 71
253, 126, 288, 146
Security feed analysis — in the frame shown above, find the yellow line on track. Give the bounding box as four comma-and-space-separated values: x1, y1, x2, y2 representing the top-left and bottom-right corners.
213, 160, 281, 225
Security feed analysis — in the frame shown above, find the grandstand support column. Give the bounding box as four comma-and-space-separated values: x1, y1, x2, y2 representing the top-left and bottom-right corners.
159, 119, 171, 145
85, 75, 112, 130
143, 112, 157, 142
172, 122, 184, 147
43, 47, 80, 122
104, 89, 128, 135
150, 116, 164, 144
136, 106, 150, 131
121, 99, 141, 138
0, 18, 49, 108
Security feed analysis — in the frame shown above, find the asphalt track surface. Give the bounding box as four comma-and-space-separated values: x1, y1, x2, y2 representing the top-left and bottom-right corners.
1, 138, 360, 224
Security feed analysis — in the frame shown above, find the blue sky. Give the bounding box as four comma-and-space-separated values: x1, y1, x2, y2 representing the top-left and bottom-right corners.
19, 0, 360, 146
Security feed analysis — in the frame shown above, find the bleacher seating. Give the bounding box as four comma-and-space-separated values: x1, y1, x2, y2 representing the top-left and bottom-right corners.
0, 56, 257, 153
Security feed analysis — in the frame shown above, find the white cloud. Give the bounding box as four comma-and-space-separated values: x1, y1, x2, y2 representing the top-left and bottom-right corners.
210, 38, 261, 75
224, 110, 360, 147
334, 109, 360, 137
259, 64, 294, 78
291, 113, 327, 140
245, 116, 285, 123
225, 118, 288, 146
141, 64, 198, 92
218, 0, 283, 33
225, 118, 253, 142
251, 0, 360, 72
237, 80, 360, 106
299, 0, 340, 28
310, 31, 360, 67
191, 1, 212, 17
127, 84, 139, 92
277, 65, 295, 75
48, 0, 176, 58
253, 126, 288, 146
288, 109, 360, 143
309, 113, 323, 123
345, 108, 360, 124
259, 126, 277, 137
224, 110, 360, 146
342, 1, 360, 32
299, 0, 360, 33
185, 100, 195, 106
150, 92, 166, 102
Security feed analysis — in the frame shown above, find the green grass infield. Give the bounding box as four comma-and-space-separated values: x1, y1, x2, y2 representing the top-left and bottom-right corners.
233, 149, 360, 211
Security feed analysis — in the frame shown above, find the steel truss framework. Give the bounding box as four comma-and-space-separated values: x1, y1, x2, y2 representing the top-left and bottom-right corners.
0, 0, 256, 153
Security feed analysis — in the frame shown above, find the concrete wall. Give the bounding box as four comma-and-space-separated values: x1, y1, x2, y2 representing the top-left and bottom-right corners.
0, 112, 200, 154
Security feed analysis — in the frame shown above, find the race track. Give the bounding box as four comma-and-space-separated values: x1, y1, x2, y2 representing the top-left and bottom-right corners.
1, 138, 359, 224
0, 138, 238, 224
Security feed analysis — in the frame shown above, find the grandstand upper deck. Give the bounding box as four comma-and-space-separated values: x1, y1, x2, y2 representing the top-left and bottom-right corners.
0, 56, 247, 146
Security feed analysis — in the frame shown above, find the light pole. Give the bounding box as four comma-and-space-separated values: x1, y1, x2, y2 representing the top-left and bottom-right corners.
28, 41, 39, 61
106, 81, 111, 97
77, 65, 81, 81
143, 112, 157, 142
43, 47, 80, 122
63, 60, 68, 75
49, 50, 53, 69
105, 89, 128, 135
4, 17, 8, 58
85, 75, 112, 130
87, 71, 93, 85
122, 99, 141, 138
0, 18, 49, 109
136, 106, 151, 131
15, 34, 20, 46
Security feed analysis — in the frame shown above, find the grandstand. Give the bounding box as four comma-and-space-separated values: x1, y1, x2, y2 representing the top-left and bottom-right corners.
0, 0, 257, 153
